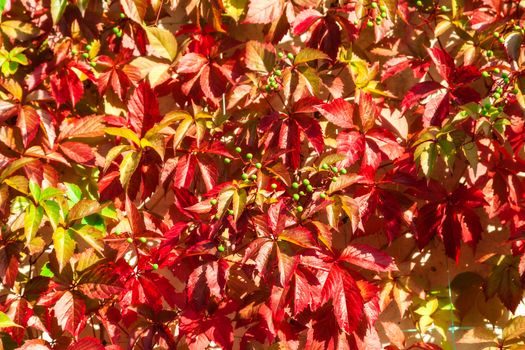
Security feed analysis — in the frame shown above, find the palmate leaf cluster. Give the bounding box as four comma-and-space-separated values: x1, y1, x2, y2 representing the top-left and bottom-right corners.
0, 0, 524, 349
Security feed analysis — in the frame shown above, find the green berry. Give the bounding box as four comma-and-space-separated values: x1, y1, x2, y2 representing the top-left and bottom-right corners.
278, 52, 284, 58
302, 179, 310, 186
321, 163, 329, 170
320, 193, 327, 199
484, 102, 491, 109
90, 61, 96, 67
116, 31, 123, 38
217, 244, 225, 252
494, 68, 500, 74
241, 173, 249, 180
71, 48, 78, 55
371, 2, 378, 8
126, 237, 133, 243
139, 237, 147, 243
293, 193, 300, 201
367, 20, 374, 28
120, 12, 126, 18
503, 77, 510, 84
296, 206, 303, 213
268, 76, 275, 83
255, 162, 262, 169
210, 199, 218, 205
381, 11, 387, 18
496, 87, 503, 93
331, 166, 338, 173
228, 209, 234, 215
112, 27, 119, 34
250, 174, 257, 180
235, 146, 242, 153
486, 50, 494, 57
152, 263, 159, 270
497, 106, 503, 112
224, 158, 231, 164
482, 71, 490, 78
82, 53, 89, 59
375, 17, 382, 24
274, 69, 282, 76
513, 88, 519, 94
287, 53, 294, 60
416, 0, 423, 6
214, 214, 220, 219
499, 37, 504, 44
493, 32, 500, 38
380, 4, 387, 10
299, 191, 306, 196
494, 92, 501, 99
271, 183, 278, 189
502, 72, 508, 79
339, 168, 347, 175
292, 182, 299, 189
86, 44, 92, 50
265, 85, 271, 92
246, 153, 253, 159
440, 5, 448, 11
514, 25, 521, 31
332, 176, 338, 182
306, 185, 313, 192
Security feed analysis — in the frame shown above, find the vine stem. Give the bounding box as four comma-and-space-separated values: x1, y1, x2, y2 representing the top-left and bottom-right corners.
445, 259, 457, 349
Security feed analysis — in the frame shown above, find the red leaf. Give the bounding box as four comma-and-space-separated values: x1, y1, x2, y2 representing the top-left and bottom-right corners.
53, 291, 86, 337
177, 53, 208, 74
199, 64, 228, 103
127, 81, 161, 136
292, 9, 323, 36
315, 98, 354, 129
426, 47, 455, 82
17, 106, 40, 148
59, 142, 95, 165
125, 194, 145, 235
336, 131, 366, 167
243, 0, 284, 24
339, 244, 397, 272
320, 264, 364, 334
401, 81, 443, 112
66, 337, 105, 350
173, 153, 196, 189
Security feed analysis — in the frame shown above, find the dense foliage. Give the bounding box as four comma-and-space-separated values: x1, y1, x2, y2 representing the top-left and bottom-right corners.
0, 0, 524, 348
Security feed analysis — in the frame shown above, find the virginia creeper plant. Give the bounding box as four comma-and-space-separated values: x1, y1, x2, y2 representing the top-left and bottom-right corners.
0, 0, 524, 349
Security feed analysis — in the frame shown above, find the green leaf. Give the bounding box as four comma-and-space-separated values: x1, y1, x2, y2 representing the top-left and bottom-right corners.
144, 26, 178, 61
503, 316, 525, 341
0, 0, 6, 12
0, 311, 22, 328
437, 136, 456, 168
105, 127, 141, 146
222, 0, 248, 21
72, 225, 105, 252
415, 141, 437, 177
51, 0, 68, 24
232, 189, 247, 222
42, 200, 61, 230
294, 48, 330, 65
100, 205, 117, 219
104, 144, 132, 172
119, 151, 141, 188
67, 199, 102, 222
53, 227, 76, 272
28, 180, 41, 203
64, 183, 82, 204
40, 262, 55, 278
24, 203, 43, 244
4, 175, 28, 194
462, 141, 478, 176
0, 21, 40, 41
217, 187, 235, 219
76, 0, 89, 14
0, 157, 37, 183
245, 40, 275, 73
40, 187, 63, 201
